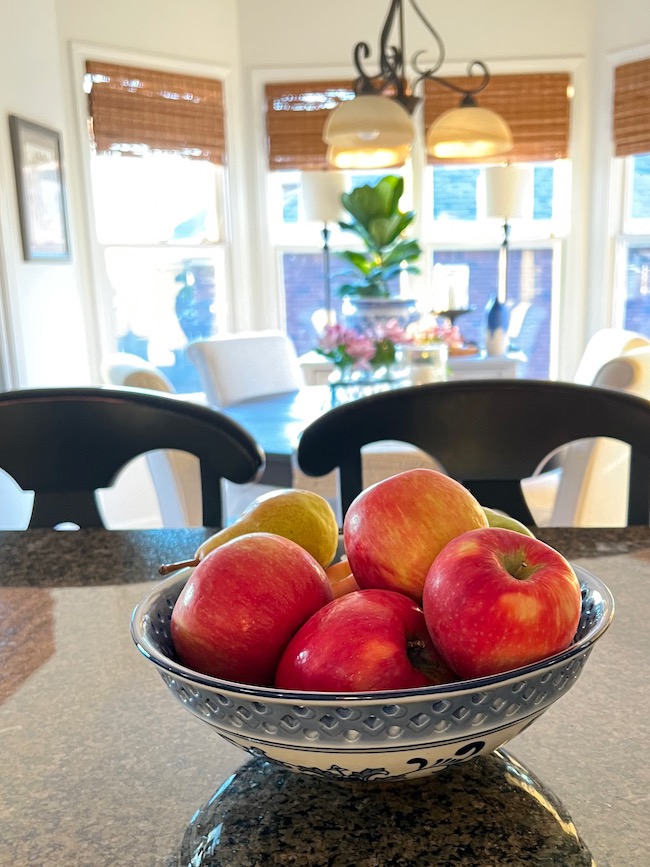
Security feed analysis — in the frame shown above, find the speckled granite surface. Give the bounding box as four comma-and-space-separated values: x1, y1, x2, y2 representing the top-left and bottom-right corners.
1, 528, 649, 866
1, 525, 650, 587
0, 527, 212, 586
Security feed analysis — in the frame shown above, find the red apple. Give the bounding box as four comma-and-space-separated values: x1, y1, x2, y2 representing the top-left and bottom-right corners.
343, 468, 488, 602
274, 589, 457, 692
170, 532, 334, 686
423, 527, 582, 679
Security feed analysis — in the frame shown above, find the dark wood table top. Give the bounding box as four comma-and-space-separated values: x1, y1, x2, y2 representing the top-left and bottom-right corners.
224, 387, 330, 456
222, 386, 333, 485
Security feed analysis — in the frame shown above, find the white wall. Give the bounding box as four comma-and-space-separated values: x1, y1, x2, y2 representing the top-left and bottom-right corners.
1, 0, 649, 388
0, 0, 90, 386
238, 0, 591, 66
0, 0, 241, 388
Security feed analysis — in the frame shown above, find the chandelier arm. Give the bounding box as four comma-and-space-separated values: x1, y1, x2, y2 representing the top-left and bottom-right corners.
406, 0, 445, 76
378, 0, 404, 78
353, 42, 376, 92
414, 60, 491, 100
353, 0, 407, 99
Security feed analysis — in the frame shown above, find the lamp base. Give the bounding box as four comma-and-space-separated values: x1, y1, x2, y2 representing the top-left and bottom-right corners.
484, 295, 510, 357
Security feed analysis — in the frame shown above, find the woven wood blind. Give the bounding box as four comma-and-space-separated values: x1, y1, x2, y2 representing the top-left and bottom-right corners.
424, 72, 571, 164
265, 79, 355, 171
614, 58, 650, 157
86, 60, 226, 164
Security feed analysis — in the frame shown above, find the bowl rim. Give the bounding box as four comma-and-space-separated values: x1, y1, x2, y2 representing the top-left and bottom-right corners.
130, 563, 614, 704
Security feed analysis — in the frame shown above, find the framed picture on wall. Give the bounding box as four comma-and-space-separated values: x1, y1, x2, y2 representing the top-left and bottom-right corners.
8, 115, 71, 261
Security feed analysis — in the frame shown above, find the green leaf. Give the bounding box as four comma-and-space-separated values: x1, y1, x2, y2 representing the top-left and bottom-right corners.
382, 239, 422, 266
341, 175, 405, 229
339, 250, 374, 272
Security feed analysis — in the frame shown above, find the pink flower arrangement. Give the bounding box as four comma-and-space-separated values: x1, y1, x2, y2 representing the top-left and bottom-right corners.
316, 321, 411, 373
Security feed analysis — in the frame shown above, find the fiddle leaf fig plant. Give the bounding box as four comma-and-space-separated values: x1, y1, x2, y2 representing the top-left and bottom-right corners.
337, 175, 421, 298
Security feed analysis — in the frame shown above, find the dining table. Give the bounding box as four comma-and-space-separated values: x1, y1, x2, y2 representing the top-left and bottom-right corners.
1, 525, 649, 866
222, 385, 342, 487
222, 380, 445, 488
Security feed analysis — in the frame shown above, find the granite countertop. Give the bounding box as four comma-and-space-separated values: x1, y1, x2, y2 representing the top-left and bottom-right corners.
2, 525, 650, 587
1, 526, 649, 866
0, 527, 212, 587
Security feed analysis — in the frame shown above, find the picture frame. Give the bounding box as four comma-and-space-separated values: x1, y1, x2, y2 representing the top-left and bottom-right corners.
8, 115, 71, 261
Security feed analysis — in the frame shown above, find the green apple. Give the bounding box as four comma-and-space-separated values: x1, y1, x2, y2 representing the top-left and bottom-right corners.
482, 506, 536, 537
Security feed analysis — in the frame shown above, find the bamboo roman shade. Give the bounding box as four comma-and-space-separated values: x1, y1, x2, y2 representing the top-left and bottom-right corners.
613, 58, 650, 157
266, 73, 571, 170
424, 72, 572, 164
265, 80, 355, 171
86, 60, 226, 165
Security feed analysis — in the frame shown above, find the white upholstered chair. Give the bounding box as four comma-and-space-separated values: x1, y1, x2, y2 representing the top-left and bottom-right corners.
523, 339, 650, 526
572, 327, 650, 385
186, 331, 304, 408
100, 353, 205, 526
102, 352, 277, 526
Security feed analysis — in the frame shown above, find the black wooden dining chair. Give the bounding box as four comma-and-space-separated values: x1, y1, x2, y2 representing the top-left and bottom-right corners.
296, 379, 650, 526
0, 386, 265, 529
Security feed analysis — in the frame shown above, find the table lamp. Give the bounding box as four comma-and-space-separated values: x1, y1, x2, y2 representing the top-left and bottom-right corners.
484, 165, 533, 355
301, 171, 346, 328
485, 165, 533, 303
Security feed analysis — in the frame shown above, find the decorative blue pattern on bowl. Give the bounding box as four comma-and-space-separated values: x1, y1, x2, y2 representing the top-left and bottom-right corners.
131, 565, 614, 781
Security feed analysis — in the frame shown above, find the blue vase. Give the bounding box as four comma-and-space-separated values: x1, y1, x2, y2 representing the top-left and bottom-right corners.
485, 296, 510, 356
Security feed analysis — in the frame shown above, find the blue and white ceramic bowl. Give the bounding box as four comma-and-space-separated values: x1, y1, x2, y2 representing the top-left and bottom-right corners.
131, 564, 614, 782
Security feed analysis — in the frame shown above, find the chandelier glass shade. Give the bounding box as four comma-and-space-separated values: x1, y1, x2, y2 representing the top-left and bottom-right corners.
426, 105, 514, 160
323, 95, 415, 167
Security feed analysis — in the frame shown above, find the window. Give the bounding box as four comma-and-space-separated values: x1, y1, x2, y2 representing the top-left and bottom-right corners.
616, 153, 650, 334
85, 60, 228, 391
613, 58, 650, 339
264, 81, 404, 356
421, 72, 572, 379
265, 73, 572, 376
421, 160, 570, 379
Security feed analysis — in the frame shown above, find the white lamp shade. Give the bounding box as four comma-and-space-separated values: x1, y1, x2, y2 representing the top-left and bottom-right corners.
327, 141, 411, 170
323, 94, 415, 148
426, 106, 513, 159
301, 171, 346, 223
485, 165, 534, 219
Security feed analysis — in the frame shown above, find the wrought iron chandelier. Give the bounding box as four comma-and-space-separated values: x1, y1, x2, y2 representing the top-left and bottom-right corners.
323, 0, 513, 169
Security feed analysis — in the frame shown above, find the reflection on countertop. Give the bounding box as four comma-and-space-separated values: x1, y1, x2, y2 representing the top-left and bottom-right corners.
173, 753, 594, 867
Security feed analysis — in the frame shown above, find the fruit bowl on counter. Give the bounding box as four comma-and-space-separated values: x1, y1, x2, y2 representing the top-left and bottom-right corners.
131, 562, 613, 782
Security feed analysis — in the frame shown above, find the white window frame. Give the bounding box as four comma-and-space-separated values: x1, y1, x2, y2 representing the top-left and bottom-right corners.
603, 44, 650, 336
69, 41, 237, 376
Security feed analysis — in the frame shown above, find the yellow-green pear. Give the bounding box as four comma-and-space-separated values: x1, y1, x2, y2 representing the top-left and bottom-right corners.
159, 488, 339, 574
482, 506, 536, 538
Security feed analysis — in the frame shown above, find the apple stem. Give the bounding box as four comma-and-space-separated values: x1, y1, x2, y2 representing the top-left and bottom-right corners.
513, 561, 528, 579
158, 557, 199, 576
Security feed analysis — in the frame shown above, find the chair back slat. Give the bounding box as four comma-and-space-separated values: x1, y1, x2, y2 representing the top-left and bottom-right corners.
297, 379, 650, 525
0, 386, 264, 529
